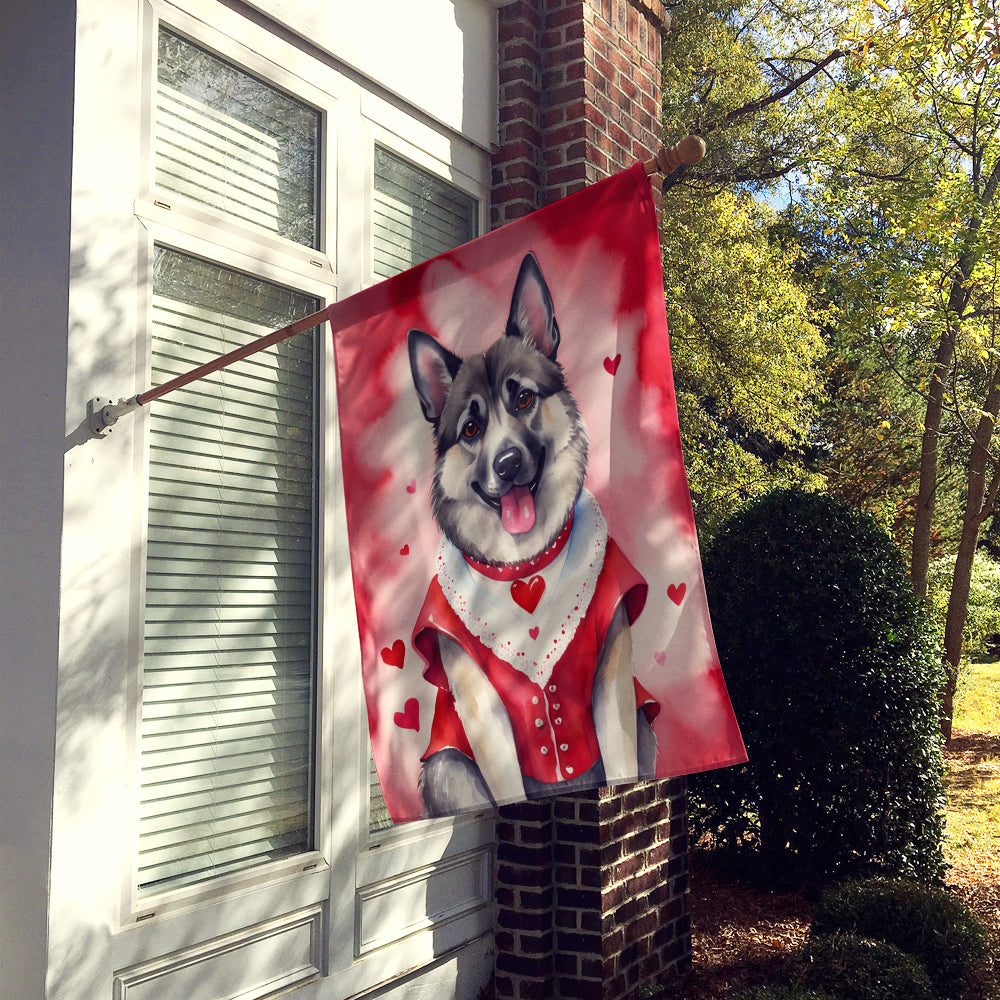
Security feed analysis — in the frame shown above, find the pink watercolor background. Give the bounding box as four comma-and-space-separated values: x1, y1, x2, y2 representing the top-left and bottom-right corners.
330, 165, 746, 822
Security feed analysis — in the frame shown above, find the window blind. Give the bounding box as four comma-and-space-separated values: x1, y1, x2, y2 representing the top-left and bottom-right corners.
368, 148, 477, 831
372, 146, 477, 280
138, 248, 319, 895
156, 28, 320, 248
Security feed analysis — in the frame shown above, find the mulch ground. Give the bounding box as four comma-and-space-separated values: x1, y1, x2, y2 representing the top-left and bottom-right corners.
656, 734, 1000, 1000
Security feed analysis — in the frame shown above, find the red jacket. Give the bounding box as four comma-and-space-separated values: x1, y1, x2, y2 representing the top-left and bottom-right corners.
413, 521, 658, 785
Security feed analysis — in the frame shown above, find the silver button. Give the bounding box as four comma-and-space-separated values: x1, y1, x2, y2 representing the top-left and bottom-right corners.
540, 746, 549, 755
548, 685, 557, 692
534, 718, 544, 728
531, 696, 539, 705
554, 717, 562, 725
566, 766, 574, 775
553, 702, 560, 710
560, 743, 568, 751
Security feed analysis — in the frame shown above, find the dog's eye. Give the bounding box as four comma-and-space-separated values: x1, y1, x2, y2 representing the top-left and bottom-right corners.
516, 389, 534, 410
461, 419, 479, 440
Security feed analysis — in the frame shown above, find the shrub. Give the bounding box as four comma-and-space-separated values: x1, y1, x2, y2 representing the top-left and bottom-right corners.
793, 933, 934, 1000
691, 489, 946, 881
811, 878, 988, 998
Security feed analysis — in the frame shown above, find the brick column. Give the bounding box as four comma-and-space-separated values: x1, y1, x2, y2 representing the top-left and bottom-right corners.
491, 4, 691, 998
493, 0, 667, 227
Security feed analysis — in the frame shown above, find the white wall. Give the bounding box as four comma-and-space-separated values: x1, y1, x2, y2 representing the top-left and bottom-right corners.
0, 0, 76, 994
243, 0, 498, 151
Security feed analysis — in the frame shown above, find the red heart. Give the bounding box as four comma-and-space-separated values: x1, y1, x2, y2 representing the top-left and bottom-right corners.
399, 544, 409, 556
380, 639, 406, 668
654, 650, 666, 666
668, 582, 686, 606
604, 354, 621, 375
529, 626, 540, 640
406, 479, 416, 494
394, 698, 420, 731
510, 575, 545, 613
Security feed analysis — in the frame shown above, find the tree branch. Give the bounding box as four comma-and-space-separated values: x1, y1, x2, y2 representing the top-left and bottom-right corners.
701, 49, 847, 134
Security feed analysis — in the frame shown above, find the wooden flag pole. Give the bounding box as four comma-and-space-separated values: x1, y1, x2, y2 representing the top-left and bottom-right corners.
88, 138, 705, 437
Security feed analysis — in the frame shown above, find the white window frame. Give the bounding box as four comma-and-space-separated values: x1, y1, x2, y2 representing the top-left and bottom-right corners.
111, 0, 495, 992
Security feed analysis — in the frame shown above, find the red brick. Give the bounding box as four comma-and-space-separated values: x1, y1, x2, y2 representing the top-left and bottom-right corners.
546, 163, 589, 186
543, 39, 587, 68
560, 979, 604, 1000
520, 886, 554, 910
503, 79, 542, 104
546, 117, 589, 146
502, 40, 538, 63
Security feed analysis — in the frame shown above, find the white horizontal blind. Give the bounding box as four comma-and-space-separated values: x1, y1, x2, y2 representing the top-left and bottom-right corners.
138, 247, 319, 895
372, 146, 477, 280
368, 147, 478, 831
156, 28, 320, 248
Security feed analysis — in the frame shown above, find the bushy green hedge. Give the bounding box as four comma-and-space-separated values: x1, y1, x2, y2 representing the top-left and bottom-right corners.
793, 933, 934, 1000
812, 878, 987, 998
692, 489, 946, 881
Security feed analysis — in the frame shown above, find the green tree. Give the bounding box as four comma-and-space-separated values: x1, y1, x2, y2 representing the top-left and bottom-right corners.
802, 0, 1000, 736
659, 1, 845, 536
662, 189, 825, 537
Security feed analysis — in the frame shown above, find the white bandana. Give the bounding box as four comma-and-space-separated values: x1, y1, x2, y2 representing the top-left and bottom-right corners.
435, 490, 608, 687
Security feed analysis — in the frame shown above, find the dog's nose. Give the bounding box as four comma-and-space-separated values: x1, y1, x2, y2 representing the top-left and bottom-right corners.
493, 447, 523, 482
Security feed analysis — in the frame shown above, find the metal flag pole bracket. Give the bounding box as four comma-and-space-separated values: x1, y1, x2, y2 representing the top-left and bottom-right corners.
88, 395, 142, 438
86, 138, 703, 440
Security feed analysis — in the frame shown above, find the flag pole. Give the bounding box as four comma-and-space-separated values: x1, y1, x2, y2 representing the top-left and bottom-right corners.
88, 136, 705, 438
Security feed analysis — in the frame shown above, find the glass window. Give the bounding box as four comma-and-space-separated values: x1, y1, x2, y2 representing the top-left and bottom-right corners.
138, 247, 319, 895
372, 145, 477, 279
156, 27, 320, 248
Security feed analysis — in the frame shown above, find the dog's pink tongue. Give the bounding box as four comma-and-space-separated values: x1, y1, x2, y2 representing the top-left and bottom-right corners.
501, 485, 536, 534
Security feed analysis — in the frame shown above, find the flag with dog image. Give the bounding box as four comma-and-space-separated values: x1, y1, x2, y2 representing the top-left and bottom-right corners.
330, 163, 746, 823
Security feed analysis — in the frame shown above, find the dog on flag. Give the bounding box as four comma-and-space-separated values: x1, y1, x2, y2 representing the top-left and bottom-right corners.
408, 253, 658, 815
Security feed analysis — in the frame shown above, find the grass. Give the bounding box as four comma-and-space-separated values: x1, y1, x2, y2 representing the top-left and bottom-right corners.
945, 659, 1000, 868
942, 658, 1000, 1000
955, 658, 1000, 734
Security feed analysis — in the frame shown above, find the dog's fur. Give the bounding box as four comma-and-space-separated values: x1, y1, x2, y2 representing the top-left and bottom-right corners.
408, 253, 654, 815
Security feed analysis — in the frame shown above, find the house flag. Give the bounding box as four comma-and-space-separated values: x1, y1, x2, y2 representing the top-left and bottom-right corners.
330, 163, 746, 822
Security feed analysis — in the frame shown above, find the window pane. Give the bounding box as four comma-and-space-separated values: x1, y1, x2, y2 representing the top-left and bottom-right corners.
372, 146, 477, 279
369, 150, 478, 831
139, 247, 318, 895
156, 28, 320, 248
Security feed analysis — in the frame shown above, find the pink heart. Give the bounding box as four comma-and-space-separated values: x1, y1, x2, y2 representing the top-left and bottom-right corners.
394, 698, 420, 731
529, 626, 540, 640
511, 575, 545, 614
654, 650, 666, 666
668, 582, 686, 606
604, 354, 621, 375
406, 479, 417, 494
380, 639, 406, 668
399, 544, 410, 556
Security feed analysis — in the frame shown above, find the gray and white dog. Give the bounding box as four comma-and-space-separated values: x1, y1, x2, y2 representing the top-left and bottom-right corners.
408, 253, 656, 815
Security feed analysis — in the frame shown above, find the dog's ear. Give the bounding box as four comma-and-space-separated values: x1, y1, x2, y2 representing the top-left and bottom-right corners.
505, 253, 560, 359
408, 329, 462, 423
